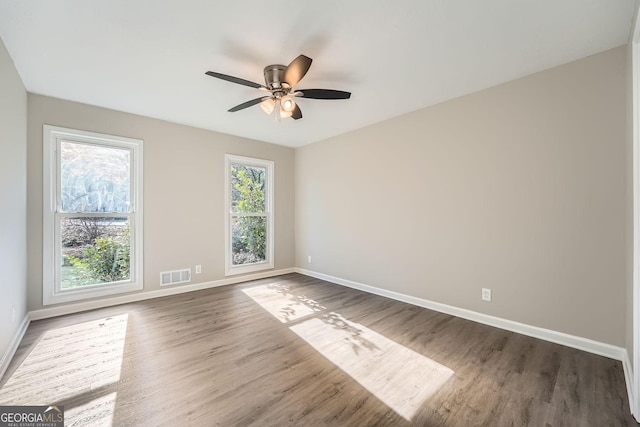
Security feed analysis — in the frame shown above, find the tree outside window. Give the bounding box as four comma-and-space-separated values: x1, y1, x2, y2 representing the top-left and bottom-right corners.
225, 155, 274, 275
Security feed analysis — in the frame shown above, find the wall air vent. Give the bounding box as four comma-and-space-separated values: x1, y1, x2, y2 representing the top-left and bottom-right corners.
160, 268, 191, 286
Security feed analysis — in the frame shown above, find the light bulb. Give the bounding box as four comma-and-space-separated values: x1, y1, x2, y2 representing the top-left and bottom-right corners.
281, 96, 296, 112
280, 109, 293, 119
260, 98, 275, 115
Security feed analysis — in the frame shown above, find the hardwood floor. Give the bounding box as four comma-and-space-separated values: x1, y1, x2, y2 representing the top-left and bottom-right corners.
0, 273, 637, 426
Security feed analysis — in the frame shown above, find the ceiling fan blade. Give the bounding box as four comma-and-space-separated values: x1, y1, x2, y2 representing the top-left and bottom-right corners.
296, 89, 351, 100
228, 96, 271, 112
283, 55, 312, 87
291, 104, 303, 120
206, 71, 267, 90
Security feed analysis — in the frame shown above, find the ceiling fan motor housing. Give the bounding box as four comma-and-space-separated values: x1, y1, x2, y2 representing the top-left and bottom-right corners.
264, 64, 286, 90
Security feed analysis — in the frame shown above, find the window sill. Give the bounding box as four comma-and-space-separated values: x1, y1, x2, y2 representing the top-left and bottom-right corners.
43, 280, 143, 306
225, 261, 274, 277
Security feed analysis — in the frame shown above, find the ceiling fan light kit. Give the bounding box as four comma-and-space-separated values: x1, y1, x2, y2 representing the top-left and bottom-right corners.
206, 54, 351, 121
260, 98, 276, 115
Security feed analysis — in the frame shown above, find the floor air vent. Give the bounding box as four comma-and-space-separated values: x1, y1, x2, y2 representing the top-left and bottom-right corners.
160, 268, 191, 286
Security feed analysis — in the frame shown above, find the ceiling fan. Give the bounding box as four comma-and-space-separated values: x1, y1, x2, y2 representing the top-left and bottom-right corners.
205, 55, 351, 121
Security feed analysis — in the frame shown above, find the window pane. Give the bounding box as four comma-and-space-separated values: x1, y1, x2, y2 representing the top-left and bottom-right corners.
60, 140, 131, 213
60, 217, 131, 289
231, 216, 266, 265
230, 164, 266, 213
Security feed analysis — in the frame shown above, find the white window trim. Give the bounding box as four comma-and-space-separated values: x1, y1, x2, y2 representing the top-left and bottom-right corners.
632, 1, 640, 418
224, 154, 274, 276
42, 125, 144, 305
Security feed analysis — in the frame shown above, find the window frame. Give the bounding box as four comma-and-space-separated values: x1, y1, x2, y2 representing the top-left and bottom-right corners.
224, 154, 274, 276
42, 125, 144, 305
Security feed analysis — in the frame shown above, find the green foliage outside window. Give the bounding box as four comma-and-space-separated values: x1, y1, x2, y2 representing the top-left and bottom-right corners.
69, 226, 130, 283
232, 165, 267, 265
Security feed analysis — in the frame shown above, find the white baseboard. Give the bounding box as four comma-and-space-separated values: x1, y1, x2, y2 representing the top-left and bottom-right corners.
295, 268, 627, 362
623, 349, 635, 418
30, 268, 295, 321
0, 314, 30, 381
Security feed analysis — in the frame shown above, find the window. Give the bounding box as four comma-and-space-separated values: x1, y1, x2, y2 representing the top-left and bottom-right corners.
225, 154, 274, 275
43, 125, 143, 305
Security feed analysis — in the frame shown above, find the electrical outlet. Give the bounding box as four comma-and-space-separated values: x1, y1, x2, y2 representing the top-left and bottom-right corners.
308, 256, 312, 264
195, 265, 202, 274
482, 288, 492, 302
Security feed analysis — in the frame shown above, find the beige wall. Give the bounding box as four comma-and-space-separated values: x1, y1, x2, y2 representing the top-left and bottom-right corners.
27, 95, 295, 311
0, 38, 28, 360
296, 46, 628, 346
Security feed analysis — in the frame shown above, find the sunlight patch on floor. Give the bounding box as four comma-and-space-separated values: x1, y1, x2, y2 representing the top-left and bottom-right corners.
65, 391, 117, 427
243, 283, 325, 323
290, 313, 454, 420
245, 283, 454, 420
0, 314, 128, 418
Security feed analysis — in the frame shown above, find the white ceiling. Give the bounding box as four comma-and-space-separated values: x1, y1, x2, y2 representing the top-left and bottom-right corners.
0, 0, 635, 147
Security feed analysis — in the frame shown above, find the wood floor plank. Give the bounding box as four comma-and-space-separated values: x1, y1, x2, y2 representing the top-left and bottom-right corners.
0, 273, 637, 426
